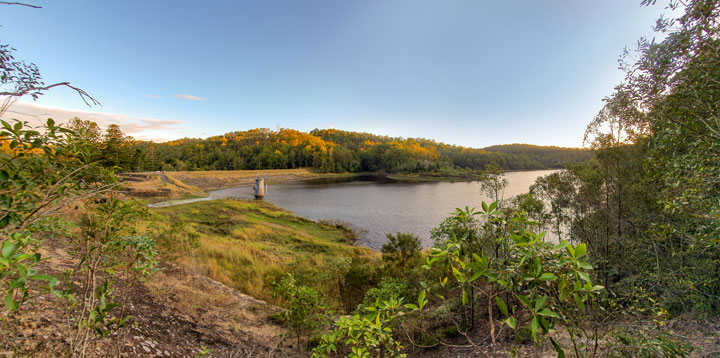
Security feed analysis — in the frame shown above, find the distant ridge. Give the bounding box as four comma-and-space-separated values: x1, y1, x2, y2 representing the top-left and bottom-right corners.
133, 128, 593, 173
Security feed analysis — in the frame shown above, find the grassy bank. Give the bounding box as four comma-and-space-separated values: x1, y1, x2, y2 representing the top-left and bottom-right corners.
150, 199, 379, 307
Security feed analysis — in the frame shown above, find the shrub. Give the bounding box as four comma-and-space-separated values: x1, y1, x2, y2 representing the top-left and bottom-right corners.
381, 233, 422, 271
273, 273, 331, 350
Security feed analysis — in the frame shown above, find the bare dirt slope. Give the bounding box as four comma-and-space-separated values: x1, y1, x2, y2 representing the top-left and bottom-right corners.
1, 243, 303, 358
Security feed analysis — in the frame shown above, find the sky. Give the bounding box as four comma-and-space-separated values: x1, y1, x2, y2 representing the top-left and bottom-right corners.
1, 1, 669, 147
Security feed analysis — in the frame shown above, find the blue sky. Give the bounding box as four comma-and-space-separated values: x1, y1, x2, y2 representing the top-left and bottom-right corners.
1, 1, 667, 147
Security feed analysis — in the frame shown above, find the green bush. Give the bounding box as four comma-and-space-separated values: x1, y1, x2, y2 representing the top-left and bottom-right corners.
273, 273, 331, 350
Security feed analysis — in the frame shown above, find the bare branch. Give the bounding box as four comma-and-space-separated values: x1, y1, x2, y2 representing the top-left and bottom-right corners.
0, 82, 102, 107
0, 1, 42, 8
3, 109, 50, 118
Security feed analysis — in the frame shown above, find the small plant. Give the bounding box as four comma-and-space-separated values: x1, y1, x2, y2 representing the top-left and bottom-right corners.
273, 273, 331, 350
66, 197, 159, 357
313, 295, 424, 358
197, 346, 212, 357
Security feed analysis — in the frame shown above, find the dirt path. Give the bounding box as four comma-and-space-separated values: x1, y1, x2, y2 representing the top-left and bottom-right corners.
147, 196, 212, 208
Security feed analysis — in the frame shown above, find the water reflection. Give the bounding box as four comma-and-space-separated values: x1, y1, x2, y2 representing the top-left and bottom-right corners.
210, 170, 558, 249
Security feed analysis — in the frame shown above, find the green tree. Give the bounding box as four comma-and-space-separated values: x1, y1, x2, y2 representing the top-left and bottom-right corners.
531, 171, 577, 241
479, 162, 509, 204
381, 233, 422, 272
576, 0, 720, 315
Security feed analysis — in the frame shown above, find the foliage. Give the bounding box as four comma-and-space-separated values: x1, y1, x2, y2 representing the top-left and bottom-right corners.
65, 197, 159, 357
0, 119, 115, 311
530, 170, 576, 240
273, 273, 331, 350
360, 277, 411, 310
424, 202, 603, 357
381, 233, 422, 272
478, 162, 509, 203
0, 116, 159, 356
126, 127, 591, 173
564, 0, 720, 317
313, 296, 418, 358
430, 206, 486, 249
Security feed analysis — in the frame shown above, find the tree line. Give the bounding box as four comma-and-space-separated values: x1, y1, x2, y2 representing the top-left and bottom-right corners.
89, 126, 592, 173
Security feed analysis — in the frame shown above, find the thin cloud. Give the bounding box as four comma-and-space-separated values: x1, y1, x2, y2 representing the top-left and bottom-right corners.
173, 94, 205, 101
4, 101, 186, 142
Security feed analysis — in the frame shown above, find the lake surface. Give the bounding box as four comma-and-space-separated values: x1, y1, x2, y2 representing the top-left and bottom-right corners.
209, 170, 557, 249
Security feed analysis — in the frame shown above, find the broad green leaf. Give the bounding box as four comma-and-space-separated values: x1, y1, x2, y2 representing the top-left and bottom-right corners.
2, 241, 18, 259
538, 273, 557, 281
565, 244, 575, 257
574, 243, 587, 258
573, 293, 585, 310
496, 296, 508, 316
518, 295, 532, 308
539, 315, 549, 331
534, 296, 547, 311
530, 316, 539, 341
452, 266, 463, 281
404, 303, 419, 310
538, 309, 560, 319
5, 294, 18, 311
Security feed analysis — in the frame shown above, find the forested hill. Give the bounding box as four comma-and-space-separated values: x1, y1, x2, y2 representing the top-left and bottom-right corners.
483, 144, 593, 169
123, 128, 591, 173
77, 123, 592, 173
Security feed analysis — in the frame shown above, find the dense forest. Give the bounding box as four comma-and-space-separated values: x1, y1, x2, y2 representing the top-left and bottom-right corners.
78, 125, 592, 173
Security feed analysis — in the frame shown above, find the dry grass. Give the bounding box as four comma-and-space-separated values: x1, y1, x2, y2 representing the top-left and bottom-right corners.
151, 199, 380, 304
164, 168, 322, 190
122, 172, 205, 202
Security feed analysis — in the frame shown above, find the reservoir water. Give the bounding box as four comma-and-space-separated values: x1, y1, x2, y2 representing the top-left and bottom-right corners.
209, 170, 557, 249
